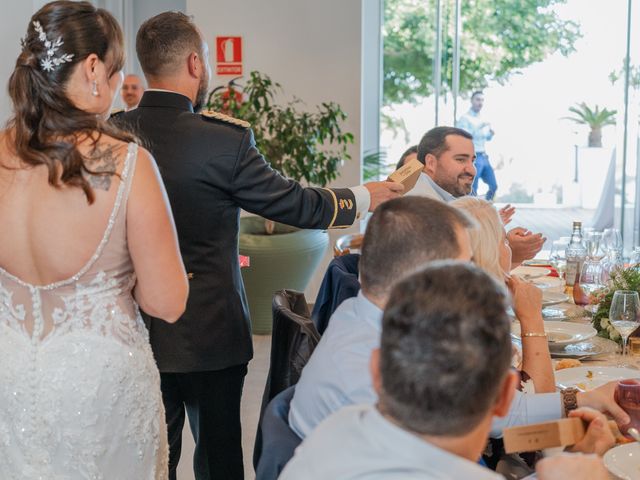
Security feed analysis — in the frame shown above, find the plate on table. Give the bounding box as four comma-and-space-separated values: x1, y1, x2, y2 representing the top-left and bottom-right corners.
550, 336, 619, 359
542, 306, 569, 320
604, 442, 640, 479
532, 276, 564, 292
542, 291, 570, 307
555, 366, 640, 391
512, 321, 596, 345
522, 259, 552, 267
511, 266, 551, 279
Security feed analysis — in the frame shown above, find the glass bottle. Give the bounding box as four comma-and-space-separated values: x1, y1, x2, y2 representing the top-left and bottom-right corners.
565, 221, 587, 291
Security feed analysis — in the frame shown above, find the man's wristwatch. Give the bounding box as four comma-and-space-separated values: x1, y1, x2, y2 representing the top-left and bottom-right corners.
561, 387, 579, 416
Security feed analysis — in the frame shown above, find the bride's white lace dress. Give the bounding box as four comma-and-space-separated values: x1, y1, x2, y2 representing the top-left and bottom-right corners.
0, 143, 168, 479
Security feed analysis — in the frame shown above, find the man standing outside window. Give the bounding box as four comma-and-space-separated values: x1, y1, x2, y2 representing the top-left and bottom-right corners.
457, 91, 497, 200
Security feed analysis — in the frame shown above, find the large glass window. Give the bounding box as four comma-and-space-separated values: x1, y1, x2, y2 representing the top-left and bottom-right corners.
380, 0, 638, 251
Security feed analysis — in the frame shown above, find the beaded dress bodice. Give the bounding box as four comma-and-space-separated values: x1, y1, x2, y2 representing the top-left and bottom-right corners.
0, 143, 168, 479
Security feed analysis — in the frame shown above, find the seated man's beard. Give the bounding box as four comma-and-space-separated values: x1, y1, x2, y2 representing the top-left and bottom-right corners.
436, 173, 474, 198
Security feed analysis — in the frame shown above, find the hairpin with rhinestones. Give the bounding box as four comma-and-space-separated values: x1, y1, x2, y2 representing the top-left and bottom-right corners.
32, 20, 74, 72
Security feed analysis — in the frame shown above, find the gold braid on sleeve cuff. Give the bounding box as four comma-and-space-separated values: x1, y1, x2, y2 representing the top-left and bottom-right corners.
322, 188, 356, 229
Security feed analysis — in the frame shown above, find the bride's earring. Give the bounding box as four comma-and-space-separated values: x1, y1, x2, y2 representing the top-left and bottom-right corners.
92, 80, 99, 97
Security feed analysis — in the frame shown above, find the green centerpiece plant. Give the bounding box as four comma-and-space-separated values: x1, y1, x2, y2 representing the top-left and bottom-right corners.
206, 71, 354, 334
590, 266, 640, 343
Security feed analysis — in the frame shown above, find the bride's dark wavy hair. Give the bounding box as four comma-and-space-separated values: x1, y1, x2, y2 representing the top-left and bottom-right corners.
6, 0, 136, 203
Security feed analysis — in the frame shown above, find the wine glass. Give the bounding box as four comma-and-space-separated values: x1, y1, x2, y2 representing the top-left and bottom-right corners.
573, 259, 605, 311
585, 231, 604, 260
549, 237, 570, 271
602, 248, 624, 282
609, 290, 640, 364
603, 228, 622, 253
630, 246, 640, 266
615, 380, 640, 437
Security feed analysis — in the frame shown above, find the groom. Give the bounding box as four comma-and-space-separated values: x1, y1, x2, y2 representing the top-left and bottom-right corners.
117, 11, 402, 480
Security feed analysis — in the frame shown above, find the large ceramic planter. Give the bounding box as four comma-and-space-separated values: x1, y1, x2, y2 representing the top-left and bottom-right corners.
239, 216, 328, 334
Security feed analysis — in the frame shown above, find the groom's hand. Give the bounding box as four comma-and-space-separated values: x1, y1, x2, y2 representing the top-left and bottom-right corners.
364, 181, 404, 212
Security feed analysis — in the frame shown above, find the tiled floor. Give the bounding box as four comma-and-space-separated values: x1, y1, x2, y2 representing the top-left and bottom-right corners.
176, 335, 272, 480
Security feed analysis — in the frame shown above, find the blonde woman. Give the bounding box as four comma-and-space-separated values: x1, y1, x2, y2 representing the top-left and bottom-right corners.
452, 197, 554, 394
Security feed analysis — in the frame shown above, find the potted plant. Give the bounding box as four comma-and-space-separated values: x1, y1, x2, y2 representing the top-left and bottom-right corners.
564, 103, 617, 147
207, 72, 354, 334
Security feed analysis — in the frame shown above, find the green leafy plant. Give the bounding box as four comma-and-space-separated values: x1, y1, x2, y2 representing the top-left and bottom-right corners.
206, 71, 353, 187
564, 103, 617, 147
591, 266, 640, 343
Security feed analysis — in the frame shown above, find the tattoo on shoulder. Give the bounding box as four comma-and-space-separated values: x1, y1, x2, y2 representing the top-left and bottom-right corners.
83, 145, 120, 191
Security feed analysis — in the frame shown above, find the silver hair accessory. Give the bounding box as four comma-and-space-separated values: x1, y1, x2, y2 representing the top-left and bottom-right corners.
32, 20, 74, 72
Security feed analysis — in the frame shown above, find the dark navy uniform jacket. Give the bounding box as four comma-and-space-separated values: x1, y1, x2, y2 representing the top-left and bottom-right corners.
117, 90, 356, 372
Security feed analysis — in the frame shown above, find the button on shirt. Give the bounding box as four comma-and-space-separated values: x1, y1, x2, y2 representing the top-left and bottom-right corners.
281, 404, 504, 480
288, 290, 562, 440
456, 109, 494, 153
289, 291, 382, 438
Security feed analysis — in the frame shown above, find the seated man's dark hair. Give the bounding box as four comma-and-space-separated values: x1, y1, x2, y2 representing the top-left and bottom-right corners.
416, 127, 472, 165
395, 145, 418, 170
359, 196, 473, 299
379, 261, 512, 436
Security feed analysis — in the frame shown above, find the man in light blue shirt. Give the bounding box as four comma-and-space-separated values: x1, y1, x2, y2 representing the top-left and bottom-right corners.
456, 91, 498, 200
289, 197, 475, 438
281, 264, 611, 480
289, 196, 628, 441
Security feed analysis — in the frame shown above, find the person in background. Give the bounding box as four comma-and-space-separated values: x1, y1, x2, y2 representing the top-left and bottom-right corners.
117, 11, 402, 480
410, 126, 545, 267
121, 73, 144, 110
456, 90, 497, 200
452, 196, 555, 394
395, 144, 418, 170
280, 263, 612, 480
110, 73, 144, 118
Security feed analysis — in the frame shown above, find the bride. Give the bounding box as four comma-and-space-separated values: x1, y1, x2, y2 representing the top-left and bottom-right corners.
0, 1, 188, 478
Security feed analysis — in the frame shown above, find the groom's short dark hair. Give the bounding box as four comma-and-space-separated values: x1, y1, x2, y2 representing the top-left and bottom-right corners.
136, 11, 202, 78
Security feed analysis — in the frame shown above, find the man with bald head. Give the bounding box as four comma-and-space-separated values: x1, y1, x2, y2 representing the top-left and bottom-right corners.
121, 73, 145, 111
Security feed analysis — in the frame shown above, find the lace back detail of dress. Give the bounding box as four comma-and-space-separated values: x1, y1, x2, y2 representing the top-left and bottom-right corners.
0, 142, 144, 346
0, 142, 168, 479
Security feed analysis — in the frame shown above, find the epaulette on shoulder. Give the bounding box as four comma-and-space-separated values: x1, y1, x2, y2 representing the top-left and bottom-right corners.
201, 109, 250, 129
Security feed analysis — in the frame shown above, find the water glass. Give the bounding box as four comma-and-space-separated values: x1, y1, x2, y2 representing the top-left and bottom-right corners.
615, 379, 640, 437
602, 248, 624, 282
573, 259, 605, 308
630, 246, 640, 266
603, 228, 622, 253
585, 231, 604, 260
609, 290, 640, 362
549, 237, 570, 271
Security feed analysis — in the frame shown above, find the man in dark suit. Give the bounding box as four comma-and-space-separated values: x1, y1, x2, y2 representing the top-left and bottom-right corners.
118, 11, 403, 480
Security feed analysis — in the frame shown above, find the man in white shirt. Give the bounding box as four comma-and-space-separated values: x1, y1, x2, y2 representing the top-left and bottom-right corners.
456, 91, 497, 200
281, 263, 611, 480
289, 196, 628, 441
410, 126, 545, 266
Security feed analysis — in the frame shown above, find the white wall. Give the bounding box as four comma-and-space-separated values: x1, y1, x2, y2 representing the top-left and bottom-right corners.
187, 0, 373, 300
